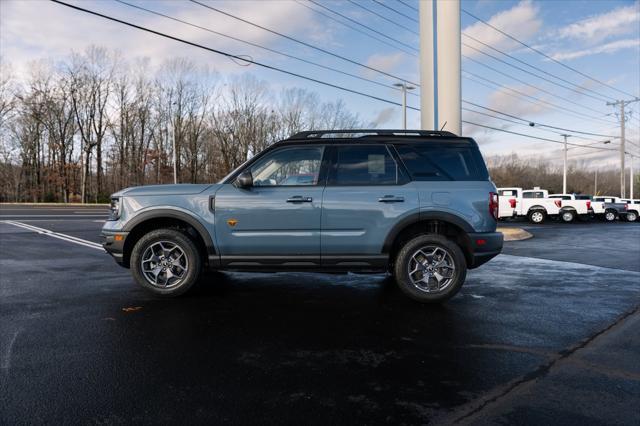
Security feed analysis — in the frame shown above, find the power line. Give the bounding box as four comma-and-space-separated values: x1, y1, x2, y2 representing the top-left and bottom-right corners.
115, 0, 416, 97
347, 0, 418, 35
461, 107, 614, 143
462, 35, 613, 103
306, 0, 419, 53
50, 0, 416, 110
461, 8, 638, 99
463, 70, 617, 125
462, 54, 612, 117
189, 0, 420, 86
463, 73, 617, 126
396, 0, 418, 13
294, 0, 418, 57
373, 0, 419, 23
462, 100, 618, 138
463, 120, 618, 151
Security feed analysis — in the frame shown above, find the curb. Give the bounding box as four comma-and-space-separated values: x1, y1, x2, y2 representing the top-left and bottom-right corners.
497, 227, 533, 241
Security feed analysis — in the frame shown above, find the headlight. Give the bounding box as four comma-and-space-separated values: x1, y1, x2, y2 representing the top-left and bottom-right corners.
109, 197, 121, 220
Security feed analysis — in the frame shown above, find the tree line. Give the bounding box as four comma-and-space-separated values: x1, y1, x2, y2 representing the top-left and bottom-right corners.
0, 46, 636, 203
0, 46, 361, 202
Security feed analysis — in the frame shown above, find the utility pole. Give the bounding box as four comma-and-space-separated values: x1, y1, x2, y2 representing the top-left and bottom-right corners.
393, 83, 416, 129
419, 0, 461, 134
561, 134, 570, 194
607, 98, 639, 197
631, 154, 634, 199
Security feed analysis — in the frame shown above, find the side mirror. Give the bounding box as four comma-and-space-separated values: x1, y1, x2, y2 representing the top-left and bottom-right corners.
234, 170, 253, 189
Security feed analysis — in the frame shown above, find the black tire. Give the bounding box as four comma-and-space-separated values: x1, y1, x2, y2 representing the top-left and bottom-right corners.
393, 234, 467, 303
604, 209, 617, 222
130, 228, 202, 297
527, 209, 546, 224
625, 211, 638, 222
560, 209, 576, 223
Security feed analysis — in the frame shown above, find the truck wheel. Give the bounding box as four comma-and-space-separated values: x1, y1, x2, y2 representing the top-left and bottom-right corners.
528, 210, 546, 224
626, 211, 638, 222
561, 210, 576, 223
130, 228, 202, 297
393, 234, 467, 303
604, 210, 617, 222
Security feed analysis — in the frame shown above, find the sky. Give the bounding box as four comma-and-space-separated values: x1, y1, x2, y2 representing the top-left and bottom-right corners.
1, 0, 639, 167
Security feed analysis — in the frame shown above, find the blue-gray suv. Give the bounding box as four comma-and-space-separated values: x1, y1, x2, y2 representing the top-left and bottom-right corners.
101, 130, 503, 303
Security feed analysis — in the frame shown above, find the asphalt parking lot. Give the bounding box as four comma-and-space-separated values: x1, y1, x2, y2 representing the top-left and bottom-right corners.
1, 205, 639, 424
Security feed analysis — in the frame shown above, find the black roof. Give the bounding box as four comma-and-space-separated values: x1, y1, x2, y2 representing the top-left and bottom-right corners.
287, 129, 458, 140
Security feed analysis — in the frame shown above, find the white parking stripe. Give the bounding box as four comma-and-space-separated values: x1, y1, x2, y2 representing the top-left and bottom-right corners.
1, 220, 105, 251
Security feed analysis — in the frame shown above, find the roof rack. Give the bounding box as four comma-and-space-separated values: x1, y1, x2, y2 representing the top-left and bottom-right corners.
287, 129, 458, 139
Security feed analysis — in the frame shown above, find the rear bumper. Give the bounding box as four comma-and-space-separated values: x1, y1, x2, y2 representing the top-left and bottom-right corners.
100, 230, 129, 267
467, 232, 503, 269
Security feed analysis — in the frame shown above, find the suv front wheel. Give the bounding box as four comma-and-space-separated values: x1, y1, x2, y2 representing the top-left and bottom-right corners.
394, 235, 467, 303
130, 228, 202, 297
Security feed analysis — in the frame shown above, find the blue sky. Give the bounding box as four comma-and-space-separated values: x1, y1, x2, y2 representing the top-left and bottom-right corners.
1, 0, 639, 165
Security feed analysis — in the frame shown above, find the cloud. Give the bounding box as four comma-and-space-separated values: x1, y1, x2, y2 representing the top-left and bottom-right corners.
462, 0, 541, 57
0, 0, 318, 79
550, 38, 640, 61
368, 107, 395, 128
487, 85, 549, 118
365, 52, 405, 73
555, 3, 640, 43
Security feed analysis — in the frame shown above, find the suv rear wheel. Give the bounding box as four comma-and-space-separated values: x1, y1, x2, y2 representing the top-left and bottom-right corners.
393, 234, 467, 303
626, 211, 638, 222
130, 228, 202, 297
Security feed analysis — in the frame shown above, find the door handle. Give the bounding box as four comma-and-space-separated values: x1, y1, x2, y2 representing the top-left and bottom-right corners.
287, 196, 313, 203
378, 195, 405, 203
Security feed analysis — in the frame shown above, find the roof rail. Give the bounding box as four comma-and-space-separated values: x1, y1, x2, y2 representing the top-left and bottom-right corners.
287, 129, 458, 139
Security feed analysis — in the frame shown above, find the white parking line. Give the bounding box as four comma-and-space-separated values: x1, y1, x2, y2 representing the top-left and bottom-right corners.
1, 220, 105, 251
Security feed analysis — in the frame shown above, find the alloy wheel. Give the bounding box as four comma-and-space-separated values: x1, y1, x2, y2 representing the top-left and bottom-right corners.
140, 241, 189, 288
407, 246, 456, 293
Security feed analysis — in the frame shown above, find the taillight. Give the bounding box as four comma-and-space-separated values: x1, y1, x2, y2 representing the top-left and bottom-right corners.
586, 201, 591, 210
489, 192, 499, 220
509, 198, 517, 209
624, 204, 628, 210
554, 200, 562, 208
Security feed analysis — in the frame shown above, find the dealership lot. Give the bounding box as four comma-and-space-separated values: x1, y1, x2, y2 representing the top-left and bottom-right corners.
1, 205, 639, 424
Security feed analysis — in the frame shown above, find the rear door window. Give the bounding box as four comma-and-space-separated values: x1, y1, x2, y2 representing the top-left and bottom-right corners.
394, 144, 488, 181
329, 145, 400, 186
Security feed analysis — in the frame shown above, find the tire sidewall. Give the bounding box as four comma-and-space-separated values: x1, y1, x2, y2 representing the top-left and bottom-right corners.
130, 229, 202, 297
393, 234, 467, 303
605, 211, 617, 221
626, 211, 638, 222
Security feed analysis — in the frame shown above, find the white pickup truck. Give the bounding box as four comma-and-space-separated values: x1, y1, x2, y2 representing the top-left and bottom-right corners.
497, 187, 562, 223
547, 194, 591, 222
620, 199, 640, 222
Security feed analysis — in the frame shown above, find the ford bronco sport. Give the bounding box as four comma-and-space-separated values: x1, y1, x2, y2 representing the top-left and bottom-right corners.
101, 130, 503, 303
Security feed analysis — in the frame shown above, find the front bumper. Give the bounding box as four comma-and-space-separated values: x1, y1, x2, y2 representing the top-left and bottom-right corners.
100, 230, 129, 267
467, 232, 503, 269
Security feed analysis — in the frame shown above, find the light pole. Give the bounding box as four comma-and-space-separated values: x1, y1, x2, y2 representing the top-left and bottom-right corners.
561, 138, 610, 195
393, 83, 416, 129
561, 134, 570, 194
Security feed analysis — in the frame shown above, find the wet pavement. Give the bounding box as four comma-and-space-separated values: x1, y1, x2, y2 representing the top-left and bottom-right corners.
1, 206, 639, 424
